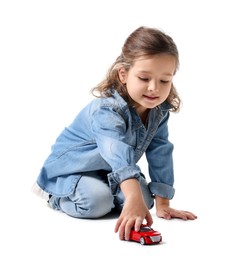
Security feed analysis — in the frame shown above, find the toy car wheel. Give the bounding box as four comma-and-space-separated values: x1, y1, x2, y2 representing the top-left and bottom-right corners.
140, 237, 145, 245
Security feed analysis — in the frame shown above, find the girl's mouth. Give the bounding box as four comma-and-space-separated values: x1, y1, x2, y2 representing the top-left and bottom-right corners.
143, 95, 158, 100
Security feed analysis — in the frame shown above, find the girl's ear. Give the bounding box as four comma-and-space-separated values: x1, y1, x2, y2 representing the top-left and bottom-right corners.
118, 67, 127, 84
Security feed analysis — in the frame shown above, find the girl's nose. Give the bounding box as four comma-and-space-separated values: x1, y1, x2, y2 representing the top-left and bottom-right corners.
147, 81, 158, 92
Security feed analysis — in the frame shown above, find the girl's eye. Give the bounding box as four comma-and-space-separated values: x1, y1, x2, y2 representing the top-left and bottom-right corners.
138, 77, 149, 82
160, 80, 170, 84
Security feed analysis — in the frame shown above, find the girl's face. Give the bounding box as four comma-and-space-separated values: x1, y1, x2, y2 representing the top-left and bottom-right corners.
118, 53, 177, 116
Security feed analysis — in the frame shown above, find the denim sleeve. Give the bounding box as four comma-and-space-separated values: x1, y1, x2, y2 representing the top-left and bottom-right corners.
91, 105, 141, 195
146, 111, 175, 199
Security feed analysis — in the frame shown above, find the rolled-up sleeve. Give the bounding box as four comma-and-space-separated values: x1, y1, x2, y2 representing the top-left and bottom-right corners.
107, 165, 141, 195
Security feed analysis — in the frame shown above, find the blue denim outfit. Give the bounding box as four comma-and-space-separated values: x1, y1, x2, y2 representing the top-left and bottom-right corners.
36, 90, 175, 218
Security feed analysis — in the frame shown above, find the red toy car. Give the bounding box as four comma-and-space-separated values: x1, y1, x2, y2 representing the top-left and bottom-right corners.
129, 224, 162, 245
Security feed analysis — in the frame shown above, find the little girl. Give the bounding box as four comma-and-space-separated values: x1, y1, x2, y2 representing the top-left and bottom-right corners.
33, 26, 197, 241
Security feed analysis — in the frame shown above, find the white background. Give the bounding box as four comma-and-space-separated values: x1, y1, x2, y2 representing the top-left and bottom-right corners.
1, 0, 242, 259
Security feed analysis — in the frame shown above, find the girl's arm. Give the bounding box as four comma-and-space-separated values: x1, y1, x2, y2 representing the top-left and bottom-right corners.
146, 109, 197, 220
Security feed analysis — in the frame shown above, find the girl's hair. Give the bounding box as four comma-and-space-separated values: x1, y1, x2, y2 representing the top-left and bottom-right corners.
92, 26, 181, 112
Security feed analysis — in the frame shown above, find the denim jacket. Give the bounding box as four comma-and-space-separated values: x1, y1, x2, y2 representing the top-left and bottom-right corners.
37, 90, 175, 199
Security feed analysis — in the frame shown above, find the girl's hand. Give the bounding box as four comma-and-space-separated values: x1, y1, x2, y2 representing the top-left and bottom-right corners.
114, 178, 153, 241
156, 205, 197, 220
114, 197, 153, 241
155, 196, 197, 220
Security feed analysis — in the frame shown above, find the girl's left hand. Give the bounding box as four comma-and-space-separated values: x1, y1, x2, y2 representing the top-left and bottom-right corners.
156, 205, 197, 220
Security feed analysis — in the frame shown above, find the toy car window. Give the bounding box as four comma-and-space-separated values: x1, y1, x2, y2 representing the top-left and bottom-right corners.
140, 226, 152, 232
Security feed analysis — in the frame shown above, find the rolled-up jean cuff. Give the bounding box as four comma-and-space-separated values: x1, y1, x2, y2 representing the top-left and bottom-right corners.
107, 166, 141, 195
148, 182, 175, 200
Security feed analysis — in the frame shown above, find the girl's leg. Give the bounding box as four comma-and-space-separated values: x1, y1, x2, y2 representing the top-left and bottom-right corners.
114, 174, 154, 212
49, 172, 115, 218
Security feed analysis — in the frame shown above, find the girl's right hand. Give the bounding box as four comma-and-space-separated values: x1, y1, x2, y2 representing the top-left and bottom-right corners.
114, 197, 153, 240
114, 179, 153, 240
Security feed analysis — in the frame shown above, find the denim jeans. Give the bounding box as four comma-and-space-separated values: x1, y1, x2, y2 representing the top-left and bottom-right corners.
49, 171, 154, 218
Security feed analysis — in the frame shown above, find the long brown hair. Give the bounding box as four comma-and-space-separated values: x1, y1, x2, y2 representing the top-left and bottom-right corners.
92, 26, 181, 112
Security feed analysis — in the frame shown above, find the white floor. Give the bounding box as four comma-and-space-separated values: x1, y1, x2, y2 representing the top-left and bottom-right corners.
1, 173, 242, 260
1, 1, 243, 259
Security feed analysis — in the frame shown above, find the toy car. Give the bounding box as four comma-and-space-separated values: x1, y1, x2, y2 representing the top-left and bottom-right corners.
129, 224, 162, 245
